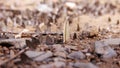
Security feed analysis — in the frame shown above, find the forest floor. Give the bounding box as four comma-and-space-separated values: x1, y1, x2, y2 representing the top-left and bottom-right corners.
0, 0, 120, 68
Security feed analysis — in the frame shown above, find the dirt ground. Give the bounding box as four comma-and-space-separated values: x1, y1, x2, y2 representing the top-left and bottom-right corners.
0, 0, 120, 68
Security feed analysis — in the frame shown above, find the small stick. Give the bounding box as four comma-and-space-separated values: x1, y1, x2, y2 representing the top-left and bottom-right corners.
0, 47, 29, 66
0, 31, 63, 36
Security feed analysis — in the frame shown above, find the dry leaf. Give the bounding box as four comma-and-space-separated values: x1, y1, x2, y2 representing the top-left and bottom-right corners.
15, 29, 30, 38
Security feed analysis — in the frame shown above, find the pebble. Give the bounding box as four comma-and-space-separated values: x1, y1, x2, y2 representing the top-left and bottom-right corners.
25, 50, 45, 58
33, 51, 53, 62
68, 51, 85, 60
54, 61, 66, 68
54, 57, 66, 62
68, 62, 74, 68
95, 41, 117, 59
103, 38, 120, 46
52, 44, 64, 52
86, 53, 91, 56
73, 62, 99, 68
39, 61, 65, 68
65, 2, 77, 10
36, 4, 53, 13
54, 51, 67, 58
39, 64, 53, 68
25, 51, 53, 62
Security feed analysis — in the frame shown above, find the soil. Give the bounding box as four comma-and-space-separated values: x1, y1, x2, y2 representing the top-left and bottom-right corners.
0, 0, 120, 68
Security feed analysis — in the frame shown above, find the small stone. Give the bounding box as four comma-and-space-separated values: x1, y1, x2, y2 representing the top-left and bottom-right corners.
43, 58, 53, 63
68, 62, 74, 68
25, 51, 45, 58
102, 49, 117, 59
34, 51, 53, 62
95, 41, 109, 54
54, 62, 66, 68
103, 38, 120, 46
65, 2, 77, 10
54, 51, 67, 58
68, 51, 85, 60
39, 64, 53, 68
39, 61, 65, 68
95, 41, 117, 59
54, 57, 66, 62
3, 46, 9, 51
52, 44, 64, 52
86, 53, 91, 56
36, 4, 53, 13
73, 62, 98, 68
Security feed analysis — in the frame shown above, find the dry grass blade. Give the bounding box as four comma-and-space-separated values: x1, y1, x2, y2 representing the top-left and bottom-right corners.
63, 17, 70, 43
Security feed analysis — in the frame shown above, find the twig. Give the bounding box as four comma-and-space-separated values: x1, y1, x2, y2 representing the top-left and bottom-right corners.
0, 31, 63, 36
0, 8, 21, 13
0, 47, 29, 66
